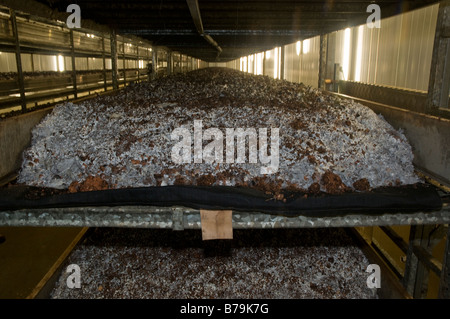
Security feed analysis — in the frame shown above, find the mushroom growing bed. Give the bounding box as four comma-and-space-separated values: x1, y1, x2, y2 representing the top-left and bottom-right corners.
17, 67, 420, 197
49, 227, 378, 299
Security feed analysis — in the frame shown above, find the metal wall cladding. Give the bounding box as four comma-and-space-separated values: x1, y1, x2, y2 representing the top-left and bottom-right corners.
0, 52, 17, 72
284, 42, 300, 83
263, 36, 321, 87
298, 36, 321, 88
228, 36, 321, 88
334, 3, 438, 92
264, 48, 275, 78
226, 3, 438, 92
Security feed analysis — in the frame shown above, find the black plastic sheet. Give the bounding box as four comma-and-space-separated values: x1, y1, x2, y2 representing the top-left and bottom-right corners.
0, 183, 443, 217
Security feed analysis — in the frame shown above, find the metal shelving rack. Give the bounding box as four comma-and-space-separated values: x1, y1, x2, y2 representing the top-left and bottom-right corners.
0, 5, 202, 116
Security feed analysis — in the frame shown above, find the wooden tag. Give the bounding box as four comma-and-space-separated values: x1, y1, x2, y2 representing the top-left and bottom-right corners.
200, 210, 233, 240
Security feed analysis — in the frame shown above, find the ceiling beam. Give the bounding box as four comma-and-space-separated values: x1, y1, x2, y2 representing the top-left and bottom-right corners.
119, 29, 320, 38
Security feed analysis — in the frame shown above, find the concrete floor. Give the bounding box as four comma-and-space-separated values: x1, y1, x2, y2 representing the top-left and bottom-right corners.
0, 226, 85, 299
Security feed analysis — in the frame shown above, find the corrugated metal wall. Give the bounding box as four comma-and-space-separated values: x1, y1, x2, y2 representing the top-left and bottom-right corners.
222, 3, 438, 92
283, 42, 300, 83
298, 36, 321, 87
333, 4, 438, 92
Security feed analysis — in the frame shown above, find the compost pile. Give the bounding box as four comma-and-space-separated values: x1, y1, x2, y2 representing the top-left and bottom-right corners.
17, 68, 420, 195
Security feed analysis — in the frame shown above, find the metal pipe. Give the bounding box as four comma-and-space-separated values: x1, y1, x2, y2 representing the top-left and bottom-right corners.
186, 0, 222, 57
186, 0, 204, 34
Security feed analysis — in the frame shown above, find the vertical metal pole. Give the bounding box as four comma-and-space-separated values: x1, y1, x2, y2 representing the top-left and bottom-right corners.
69, 30, 78, 99
136, 45, 140, 82
439, 226, 450, 299
10, 9, 26, 112
402, 225, 421, 296
319, 34, 328, 90
263, 51, 266, 76
110, 29, 118, 90
152, 47, 157, 79
102, 34, 107, 91
168, 50, 173, 75
334, 63, 340, 92
122, 42, 127, 85
280, 46, 285, 80
412, 225, 432, 299
426, 0, 450, 111
30, 53, 35, 73
180, 54, 182, 73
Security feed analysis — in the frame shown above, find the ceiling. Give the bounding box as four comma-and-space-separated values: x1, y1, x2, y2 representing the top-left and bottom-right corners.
25, 0, 443, 62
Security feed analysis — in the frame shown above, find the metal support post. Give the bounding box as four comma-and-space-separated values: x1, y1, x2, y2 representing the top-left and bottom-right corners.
333, 63, 340, 92
136, 45, 140, 82
319, 34, 328, 90
168, 51, 173, 75
102, 34, 107, 91
69, 30, 78, 99
439, 226, 450, 298
10, 9, 26, 112
152, 47, 157, 79
402, 225, 423, 297
426, 0, 450, 111
122, 42, 127, 85
110, 29, 119, 90
280, 46, 285, 80
263, 51, 266, 76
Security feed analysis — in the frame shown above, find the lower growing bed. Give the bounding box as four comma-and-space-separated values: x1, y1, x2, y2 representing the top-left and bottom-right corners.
49, 227, 378, 299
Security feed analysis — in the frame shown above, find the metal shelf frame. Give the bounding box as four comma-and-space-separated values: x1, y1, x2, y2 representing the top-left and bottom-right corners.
0, 5, 202, 116
0, 197, 449, 298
